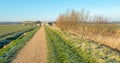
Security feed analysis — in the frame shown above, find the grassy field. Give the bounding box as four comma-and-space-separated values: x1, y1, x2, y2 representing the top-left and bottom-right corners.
46, 26, 120, 63
0, 25, 37, 48
0, 24, 119, 63
45, 27, 86, 63
0, 25, 35, 37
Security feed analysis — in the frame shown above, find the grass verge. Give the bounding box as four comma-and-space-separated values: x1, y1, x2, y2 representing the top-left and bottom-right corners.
45, 27, 97, 63
0, 27, 39, 63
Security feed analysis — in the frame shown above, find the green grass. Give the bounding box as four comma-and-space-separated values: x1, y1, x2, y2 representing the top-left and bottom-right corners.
0, 27, 39, 63
45, 27, 97, 63
0, 25, 37, 48
0, 25, 36, 37
57, 27, 120, 63
46, 26, 120, 63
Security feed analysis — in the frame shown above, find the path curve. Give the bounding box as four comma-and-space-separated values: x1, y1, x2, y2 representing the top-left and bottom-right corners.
12, 27, 47, 63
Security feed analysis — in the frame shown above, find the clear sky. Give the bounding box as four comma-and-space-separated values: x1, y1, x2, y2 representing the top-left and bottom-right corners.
0, 0, 120, 22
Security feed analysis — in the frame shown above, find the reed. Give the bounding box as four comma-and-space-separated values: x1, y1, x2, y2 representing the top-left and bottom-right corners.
56, 9, 120, 50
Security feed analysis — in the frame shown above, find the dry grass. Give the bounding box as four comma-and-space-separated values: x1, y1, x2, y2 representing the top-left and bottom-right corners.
56, 9, 120, 51
50, 26, 120, 63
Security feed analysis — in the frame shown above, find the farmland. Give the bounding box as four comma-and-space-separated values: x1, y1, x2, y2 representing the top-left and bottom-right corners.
0, 25, 36, 37
1, 0, 120, 63
0, 23, 120, 63
0, 25, 37, 48
0, 25, 38, 63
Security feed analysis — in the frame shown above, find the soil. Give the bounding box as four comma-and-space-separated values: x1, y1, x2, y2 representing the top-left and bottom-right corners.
12, 27, 47, 63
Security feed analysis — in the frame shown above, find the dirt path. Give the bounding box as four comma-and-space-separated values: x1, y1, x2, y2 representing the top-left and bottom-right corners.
12, 27, 47, 63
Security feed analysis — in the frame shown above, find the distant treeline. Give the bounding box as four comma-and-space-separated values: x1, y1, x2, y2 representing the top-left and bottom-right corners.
0, 22, 22, 25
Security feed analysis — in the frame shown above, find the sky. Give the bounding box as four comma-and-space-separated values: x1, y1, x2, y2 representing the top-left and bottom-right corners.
0, 0, 120, 22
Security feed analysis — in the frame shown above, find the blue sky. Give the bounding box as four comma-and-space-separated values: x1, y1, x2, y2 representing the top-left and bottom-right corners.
0, 0, 120, 22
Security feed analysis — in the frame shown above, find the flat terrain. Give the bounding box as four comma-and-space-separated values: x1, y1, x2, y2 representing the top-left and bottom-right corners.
0, 25, 34, 36
12, 27, 47, 63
